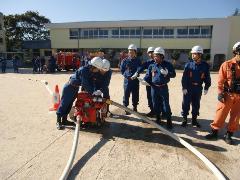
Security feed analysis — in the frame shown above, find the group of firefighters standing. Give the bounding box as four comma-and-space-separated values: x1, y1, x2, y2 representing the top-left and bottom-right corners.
56, 42, 240, 145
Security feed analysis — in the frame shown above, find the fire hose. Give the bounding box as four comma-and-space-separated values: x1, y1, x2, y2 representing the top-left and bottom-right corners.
59, 99, 226, 180
0, 73, 227, 179
59, 116, 80, 180
107, 100, 226, 180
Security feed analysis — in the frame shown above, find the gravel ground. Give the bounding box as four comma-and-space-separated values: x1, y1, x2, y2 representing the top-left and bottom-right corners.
0, 68, 239, 180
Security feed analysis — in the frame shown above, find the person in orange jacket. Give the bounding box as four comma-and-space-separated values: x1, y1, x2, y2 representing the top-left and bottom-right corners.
205, 42, 240, 145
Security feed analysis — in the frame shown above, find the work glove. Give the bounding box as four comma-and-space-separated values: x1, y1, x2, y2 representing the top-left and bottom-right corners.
141, 80, 150, 86
217, 93, 225, 103
92, 90, 103, 96
160, 68, 168, 76
131, 72, 139, 80
203, 90, 208, 95
137, 77, 150, 86
182, 89, 188, 95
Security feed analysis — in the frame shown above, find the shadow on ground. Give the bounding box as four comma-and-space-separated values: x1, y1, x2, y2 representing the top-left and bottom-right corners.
171, 115, 240, 145
110, 107, 240, 144
62, 104, 239, 179
67, 117, 229, 179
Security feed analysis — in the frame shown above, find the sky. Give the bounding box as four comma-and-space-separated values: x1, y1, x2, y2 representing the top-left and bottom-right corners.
1, 0, 240, 23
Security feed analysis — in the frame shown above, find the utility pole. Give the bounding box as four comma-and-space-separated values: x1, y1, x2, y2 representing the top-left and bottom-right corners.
139, 27, 142, 49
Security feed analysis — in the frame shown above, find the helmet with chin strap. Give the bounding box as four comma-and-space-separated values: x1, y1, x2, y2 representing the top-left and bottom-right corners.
233, 42, 240, 55
191, 45, 203, 54
154, 47, 165, 56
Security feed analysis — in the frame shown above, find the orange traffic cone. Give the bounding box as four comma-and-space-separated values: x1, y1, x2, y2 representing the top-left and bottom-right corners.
49, 85, 60, 111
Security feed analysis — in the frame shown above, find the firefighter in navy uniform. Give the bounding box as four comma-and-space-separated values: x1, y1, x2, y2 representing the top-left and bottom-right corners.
131, 47, 155, 117
56, 57, 103, 130
181, 45, 211, 128
95, 59, 112, 99
94, 59, 112, 115
144, 47, 176, 129
205, 42, 240, 145
120, 44, 142, 114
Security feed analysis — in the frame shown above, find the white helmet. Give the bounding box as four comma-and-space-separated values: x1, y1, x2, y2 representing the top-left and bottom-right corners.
128, 44, 137, 51
154, 47, 165, 56
191, 45, 203, 54
233, 42, 240, 51
88, 57, 103, 69
147, 47, 155, 53
102, 59, 110, 71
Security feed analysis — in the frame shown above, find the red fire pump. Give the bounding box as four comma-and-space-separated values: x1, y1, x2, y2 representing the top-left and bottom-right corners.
73, 91, 108, 127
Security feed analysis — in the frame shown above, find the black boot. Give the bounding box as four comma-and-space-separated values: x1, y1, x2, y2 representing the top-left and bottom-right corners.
224, 131, 234, 145
125, 111, 131, 115
205, 129, 218, 140
156, 115, 161, 125
181, 116, 188, 127
56, 115, 63, 130
124, 105, 131, 115
166, 116, 173, 129
192, 116, 201, 128
146, 110, 155, 117
62, 115, 75, 126
133, 106, 137, 112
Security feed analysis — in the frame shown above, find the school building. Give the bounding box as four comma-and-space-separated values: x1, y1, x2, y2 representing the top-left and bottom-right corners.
46, 15, 240, 68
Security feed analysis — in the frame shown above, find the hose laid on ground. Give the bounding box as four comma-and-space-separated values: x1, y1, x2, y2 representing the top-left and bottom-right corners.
0, 76, 226, 179
59, 99, 226, 180
106, 99, 226, 180
59, 116, 80, 180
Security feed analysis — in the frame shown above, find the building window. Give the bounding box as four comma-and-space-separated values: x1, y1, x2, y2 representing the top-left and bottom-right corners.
120, 28, 129, 38
136, 29, 141, 38
89, 29, 94, 38
153, 29, 159, 38
93, 29, 98, 38
79, 28, 108, 39
112, 29, 119, 38
82, 29, 89, 39
152, 28, 163, 38
143, 28, 152, 38
99, 29, 108, 38
201, 26, 212, 37
189, 26, 200, 38
118, 28, 141, 38
73, 25, 212, 40
130, 29, 136, 38
0, 24, 2, 30
164, 28, 174, 38
177, 27, 188, 38
69, 28, 79, 39
130, 28, 141, 38
87, 29, 99, 38
0, 37, 3, 43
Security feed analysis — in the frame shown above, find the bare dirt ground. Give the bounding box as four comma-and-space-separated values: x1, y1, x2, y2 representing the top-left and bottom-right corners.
0, 68, 239, 180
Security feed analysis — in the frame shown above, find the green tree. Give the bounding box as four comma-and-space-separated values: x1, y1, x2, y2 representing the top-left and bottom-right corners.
202, 53, 211, 61
171, 50, 180, 61
232, 8, 239, 16
171, 50, 180, 67
4, 11, 50, 51
188, 51, 192, 60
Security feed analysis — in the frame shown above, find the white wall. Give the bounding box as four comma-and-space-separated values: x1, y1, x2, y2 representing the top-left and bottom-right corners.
210, 19, 230, 61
